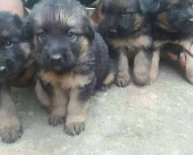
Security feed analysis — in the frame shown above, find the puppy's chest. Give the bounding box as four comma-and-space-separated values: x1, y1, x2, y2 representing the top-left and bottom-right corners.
110, 35, 152, 51
39, 71, 91, 89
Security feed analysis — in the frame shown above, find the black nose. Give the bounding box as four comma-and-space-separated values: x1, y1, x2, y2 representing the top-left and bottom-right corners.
0, 66, 7, 77
49, 54, 63, 64
108, 27, 118, 36
50, 54, 62, 60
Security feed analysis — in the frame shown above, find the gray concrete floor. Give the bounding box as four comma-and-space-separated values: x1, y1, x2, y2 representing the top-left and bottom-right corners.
1, 61, 193, 155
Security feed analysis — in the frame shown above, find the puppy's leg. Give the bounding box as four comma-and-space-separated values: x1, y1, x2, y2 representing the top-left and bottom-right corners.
149, 48, 160, 84
0, 85, 22, 143
64, 79, 95, 136
133, 49, 151, 86
35, 80, 51, 108
185, 52, 193, 84
115, 47, 130, 87
179, 41, 193, 84
49, 87, 68, 126
102, 59, 116, 90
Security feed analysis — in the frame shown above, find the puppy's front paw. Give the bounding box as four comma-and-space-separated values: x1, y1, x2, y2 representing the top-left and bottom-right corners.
49, 115, 65, 126
0, 122, 23, 144
186, 68, 193, 84
115, 72, 130, 87
64, 122, 85, 136
133, 69, 149, 86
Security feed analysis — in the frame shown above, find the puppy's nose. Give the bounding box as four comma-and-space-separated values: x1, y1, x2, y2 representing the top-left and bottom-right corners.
0, 66, 7, 75
50, 54, 62, 60
49, 54, 63, 64
108, 27, 117, 35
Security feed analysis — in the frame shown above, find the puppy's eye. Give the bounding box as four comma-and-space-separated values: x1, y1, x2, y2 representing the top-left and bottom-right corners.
66, 32, 77, 41
37, 32, 46, 43
66, 32, 75, 38
4, 41, 13, 48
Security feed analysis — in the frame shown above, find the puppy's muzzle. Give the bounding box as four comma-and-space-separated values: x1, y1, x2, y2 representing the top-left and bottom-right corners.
45, 51, 75, 71
107, 25, 129, 38
108, 27, 118, 37
0, 66, 7, 77
0, 59, 15, 79
49, 54, 63, 65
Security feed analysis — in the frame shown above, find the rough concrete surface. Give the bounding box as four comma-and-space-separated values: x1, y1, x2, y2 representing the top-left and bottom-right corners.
1, 61, 193, 155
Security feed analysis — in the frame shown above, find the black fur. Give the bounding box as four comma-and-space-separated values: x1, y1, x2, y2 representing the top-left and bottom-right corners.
0, 12, 25, 82
142, 0, 193, 83
97, 0, 152, 40
150, 0, 193, 41
0, 12, 31, 143
27, 0, 112, 91
94, 0, 153, 86
27, 0, 114, 136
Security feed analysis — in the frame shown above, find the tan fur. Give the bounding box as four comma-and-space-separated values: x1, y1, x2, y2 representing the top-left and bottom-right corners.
110, 35, 152, 50
103, 72, 115, 86
134, 14, 144, 31
185, 52, 193, 84
91, 0, 103, 28
40, 71, 91, 89
51, 87, 68, 118
153, 40, 193, 84
66, 88, 89, 125
156, 12, 173, 31
133, 50, 150, 84
20, 43, 31, 59
0, 89, 21, 139
179, 40, 192, 53
35, 80, 51, 108
149, 49, 160, 84
80, 37, 89, 54
115, 48, 130, 87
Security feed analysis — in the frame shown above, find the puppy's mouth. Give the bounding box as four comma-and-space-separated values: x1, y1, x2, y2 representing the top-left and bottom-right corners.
42, 60, 75, 73
105, 26, 134, 39
51, 63, 75, 73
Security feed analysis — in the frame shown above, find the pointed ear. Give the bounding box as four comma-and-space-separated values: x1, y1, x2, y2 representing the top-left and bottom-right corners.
138, 0, 160, 14
22, 17, 34, 41
91, 0, 103, 28
83, 18, 95, 42
13, 15, 22, 28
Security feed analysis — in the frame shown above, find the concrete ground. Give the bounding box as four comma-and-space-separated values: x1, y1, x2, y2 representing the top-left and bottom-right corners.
1, 61, 193, 155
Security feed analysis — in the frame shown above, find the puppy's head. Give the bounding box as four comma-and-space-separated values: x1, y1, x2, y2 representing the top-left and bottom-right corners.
27, 0, 94, 73
0, 12, 25, 81
92, 0, 145, 40
155, 0, 193, 33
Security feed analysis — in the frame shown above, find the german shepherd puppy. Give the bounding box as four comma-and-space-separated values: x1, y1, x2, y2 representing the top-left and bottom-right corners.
26, 0, 115, 136
0, 12, 32, 143
92, 0, 153, 86
149, 0, 193, 84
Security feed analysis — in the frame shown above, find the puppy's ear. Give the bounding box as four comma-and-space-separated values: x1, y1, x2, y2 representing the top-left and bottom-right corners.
13, 15, 23, 28
83, 18, 95, 42
22, 17, 34, 41
138, 0, 160, 14
91, 0, 103, 28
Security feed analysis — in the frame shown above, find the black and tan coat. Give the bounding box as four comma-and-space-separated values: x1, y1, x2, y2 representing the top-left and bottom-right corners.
92, 0, 153, 87
27, 0, 115, 136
